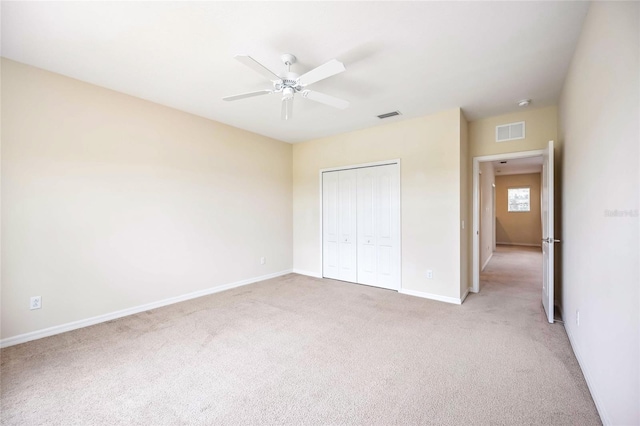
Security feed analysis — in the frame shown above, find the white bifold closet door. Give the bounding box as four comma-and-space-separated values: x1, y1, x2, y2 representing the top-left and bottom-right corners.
356, 164, 399, 289
322, 169, 358, 282
322, 164, 399, 290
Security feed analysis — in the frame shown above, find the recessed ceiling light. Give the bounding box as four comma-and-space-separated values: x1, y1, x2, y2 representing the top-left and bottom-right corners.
518, 99, 532, 107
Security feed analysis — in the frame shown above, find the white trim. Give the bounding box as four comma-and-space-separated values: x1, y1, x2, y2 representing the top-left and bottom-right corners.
496, 242, 542, 247
319, 159, 401, 174
399, 288, 463, 305
481, 252, 493, 271
318, 159, 402, 291
0, 269, 292, 349
472, 148, 546, 293
564, 325, 610, 425
318, 170, 324, 276
292, 269, 322, 278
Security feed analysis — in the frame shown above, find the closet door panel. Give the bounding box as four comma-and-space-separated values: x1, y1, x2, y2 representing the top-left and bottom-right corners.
322, 171, 340, 279
379, 246, 392, 276
338, 169, 357, 282
357, 167, 378, 286
376, 164, 399, 289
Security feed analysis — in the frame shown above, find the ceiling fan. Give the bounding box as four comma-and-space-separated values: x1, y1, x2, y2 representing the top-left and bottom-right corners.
223, 53, 349, 120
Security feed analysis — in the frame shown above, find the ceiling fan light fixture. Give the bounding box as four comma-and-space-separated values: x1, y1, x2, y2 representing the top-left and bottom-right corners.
282, 87, 294, 100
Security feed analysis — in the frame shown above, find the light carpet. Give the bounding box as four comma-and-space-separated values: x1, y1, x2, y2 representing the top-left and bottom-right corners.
1, 246, 600, 425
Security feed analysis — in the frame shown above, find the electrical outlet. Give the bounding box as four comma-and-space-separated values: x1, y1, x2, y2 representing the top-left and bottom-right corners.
576, 310, 580, 326
30, 296, 42, 310
260, 257, 266, 265
427, 270, 433, 279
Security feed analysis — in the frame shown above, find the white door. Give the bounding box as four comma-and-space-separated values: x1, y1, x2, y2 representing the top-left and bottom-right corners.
338, 169, 358, 282
357, 164, 400, 290
323, 171, 340, 279
322, 169, 357, 282
541, 140, 555, 323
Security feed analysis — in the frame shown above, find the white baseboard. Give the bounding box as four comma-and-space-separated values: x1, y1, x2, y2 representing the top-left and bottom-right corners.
564, 325, 609, 425
481, 252, 493, 271
496, 242, 542, 247
0, 269, 293, 349
292, 269, 322, 278
399, 288, 462, 305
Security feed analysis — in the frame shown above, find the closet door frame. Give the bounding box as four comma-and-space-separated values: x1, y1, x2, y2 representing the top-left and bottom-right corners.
319, 159, 402, 291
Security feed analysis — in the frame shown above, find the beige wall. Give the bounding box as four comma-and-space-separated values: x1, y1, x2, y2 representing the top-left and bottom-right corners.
494, 173, 542, 246
479, 162, 495, 269
293, 109, 466, 300
559, 2, 639, 424
469, 105, 558, 158
1, 59, 293, 339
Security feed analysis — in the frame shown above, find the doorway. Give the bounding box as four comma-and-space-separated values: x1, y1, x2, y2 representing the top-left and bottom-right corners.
472, 143, 556, 323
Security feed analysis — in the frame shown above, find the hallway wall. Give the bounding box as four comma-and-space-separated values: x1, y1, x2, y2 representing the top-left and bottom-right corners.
479, 162, 495, 269
495, 173, 542, 246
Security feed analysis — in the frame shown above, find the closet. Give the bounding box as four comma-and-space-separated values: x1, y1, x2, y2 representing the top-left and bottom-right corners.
322, 163, 400, 290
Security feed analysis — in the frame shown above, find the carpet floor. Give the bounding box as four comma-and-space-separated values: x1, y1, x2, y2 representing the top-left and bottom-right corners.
1, 246, 600, 425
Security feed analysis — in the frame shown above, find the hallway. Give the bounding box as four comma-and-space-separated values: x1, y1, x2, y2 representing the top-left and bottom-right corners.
461, 244, 600, 423
480, 245, 543, 303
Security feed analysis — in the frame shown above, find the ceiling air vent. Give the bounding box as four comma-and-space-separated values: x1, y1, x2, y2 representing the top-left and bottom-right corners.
496, 121, 525, 142
377, 111, 401, 119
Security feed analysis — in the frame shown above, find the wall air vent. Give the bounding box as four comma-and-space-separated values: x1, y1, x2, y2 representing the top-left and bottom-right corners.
496, 121, 525, 142
377, 111, 401, 119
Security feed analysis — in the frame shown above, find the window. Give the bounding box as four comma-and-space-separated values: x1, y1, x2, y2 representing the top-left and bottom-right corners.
508, 187, 530, 212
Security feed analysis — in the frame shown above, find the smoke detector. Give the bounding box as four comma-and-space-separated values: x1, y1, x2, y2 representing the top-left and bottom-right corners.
518, 99, 532, 107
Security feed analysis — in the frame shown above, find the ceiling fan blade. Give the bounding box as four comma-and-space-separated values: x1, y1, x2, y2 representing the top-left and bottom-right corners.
281, 97, 293, 121
297, 59, 346, 87
301, 90, 349, 109
235, 55, 281, 81
222, 90, 272, 102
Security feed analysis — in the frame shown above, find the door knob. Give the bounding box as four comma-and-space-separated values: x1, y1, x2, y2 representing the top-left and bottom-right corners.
542, 238, 561, 243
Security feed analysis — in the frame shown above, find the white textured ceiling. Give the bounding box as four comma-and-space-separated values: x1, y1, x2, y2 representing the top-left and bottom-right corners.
493, 156, 543, 176
1, 1, 589, 143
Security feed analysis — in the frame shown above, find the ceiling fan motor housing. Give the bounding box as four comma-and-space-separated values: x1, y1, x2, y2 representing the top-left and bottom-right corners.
274, 73, 302, 93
